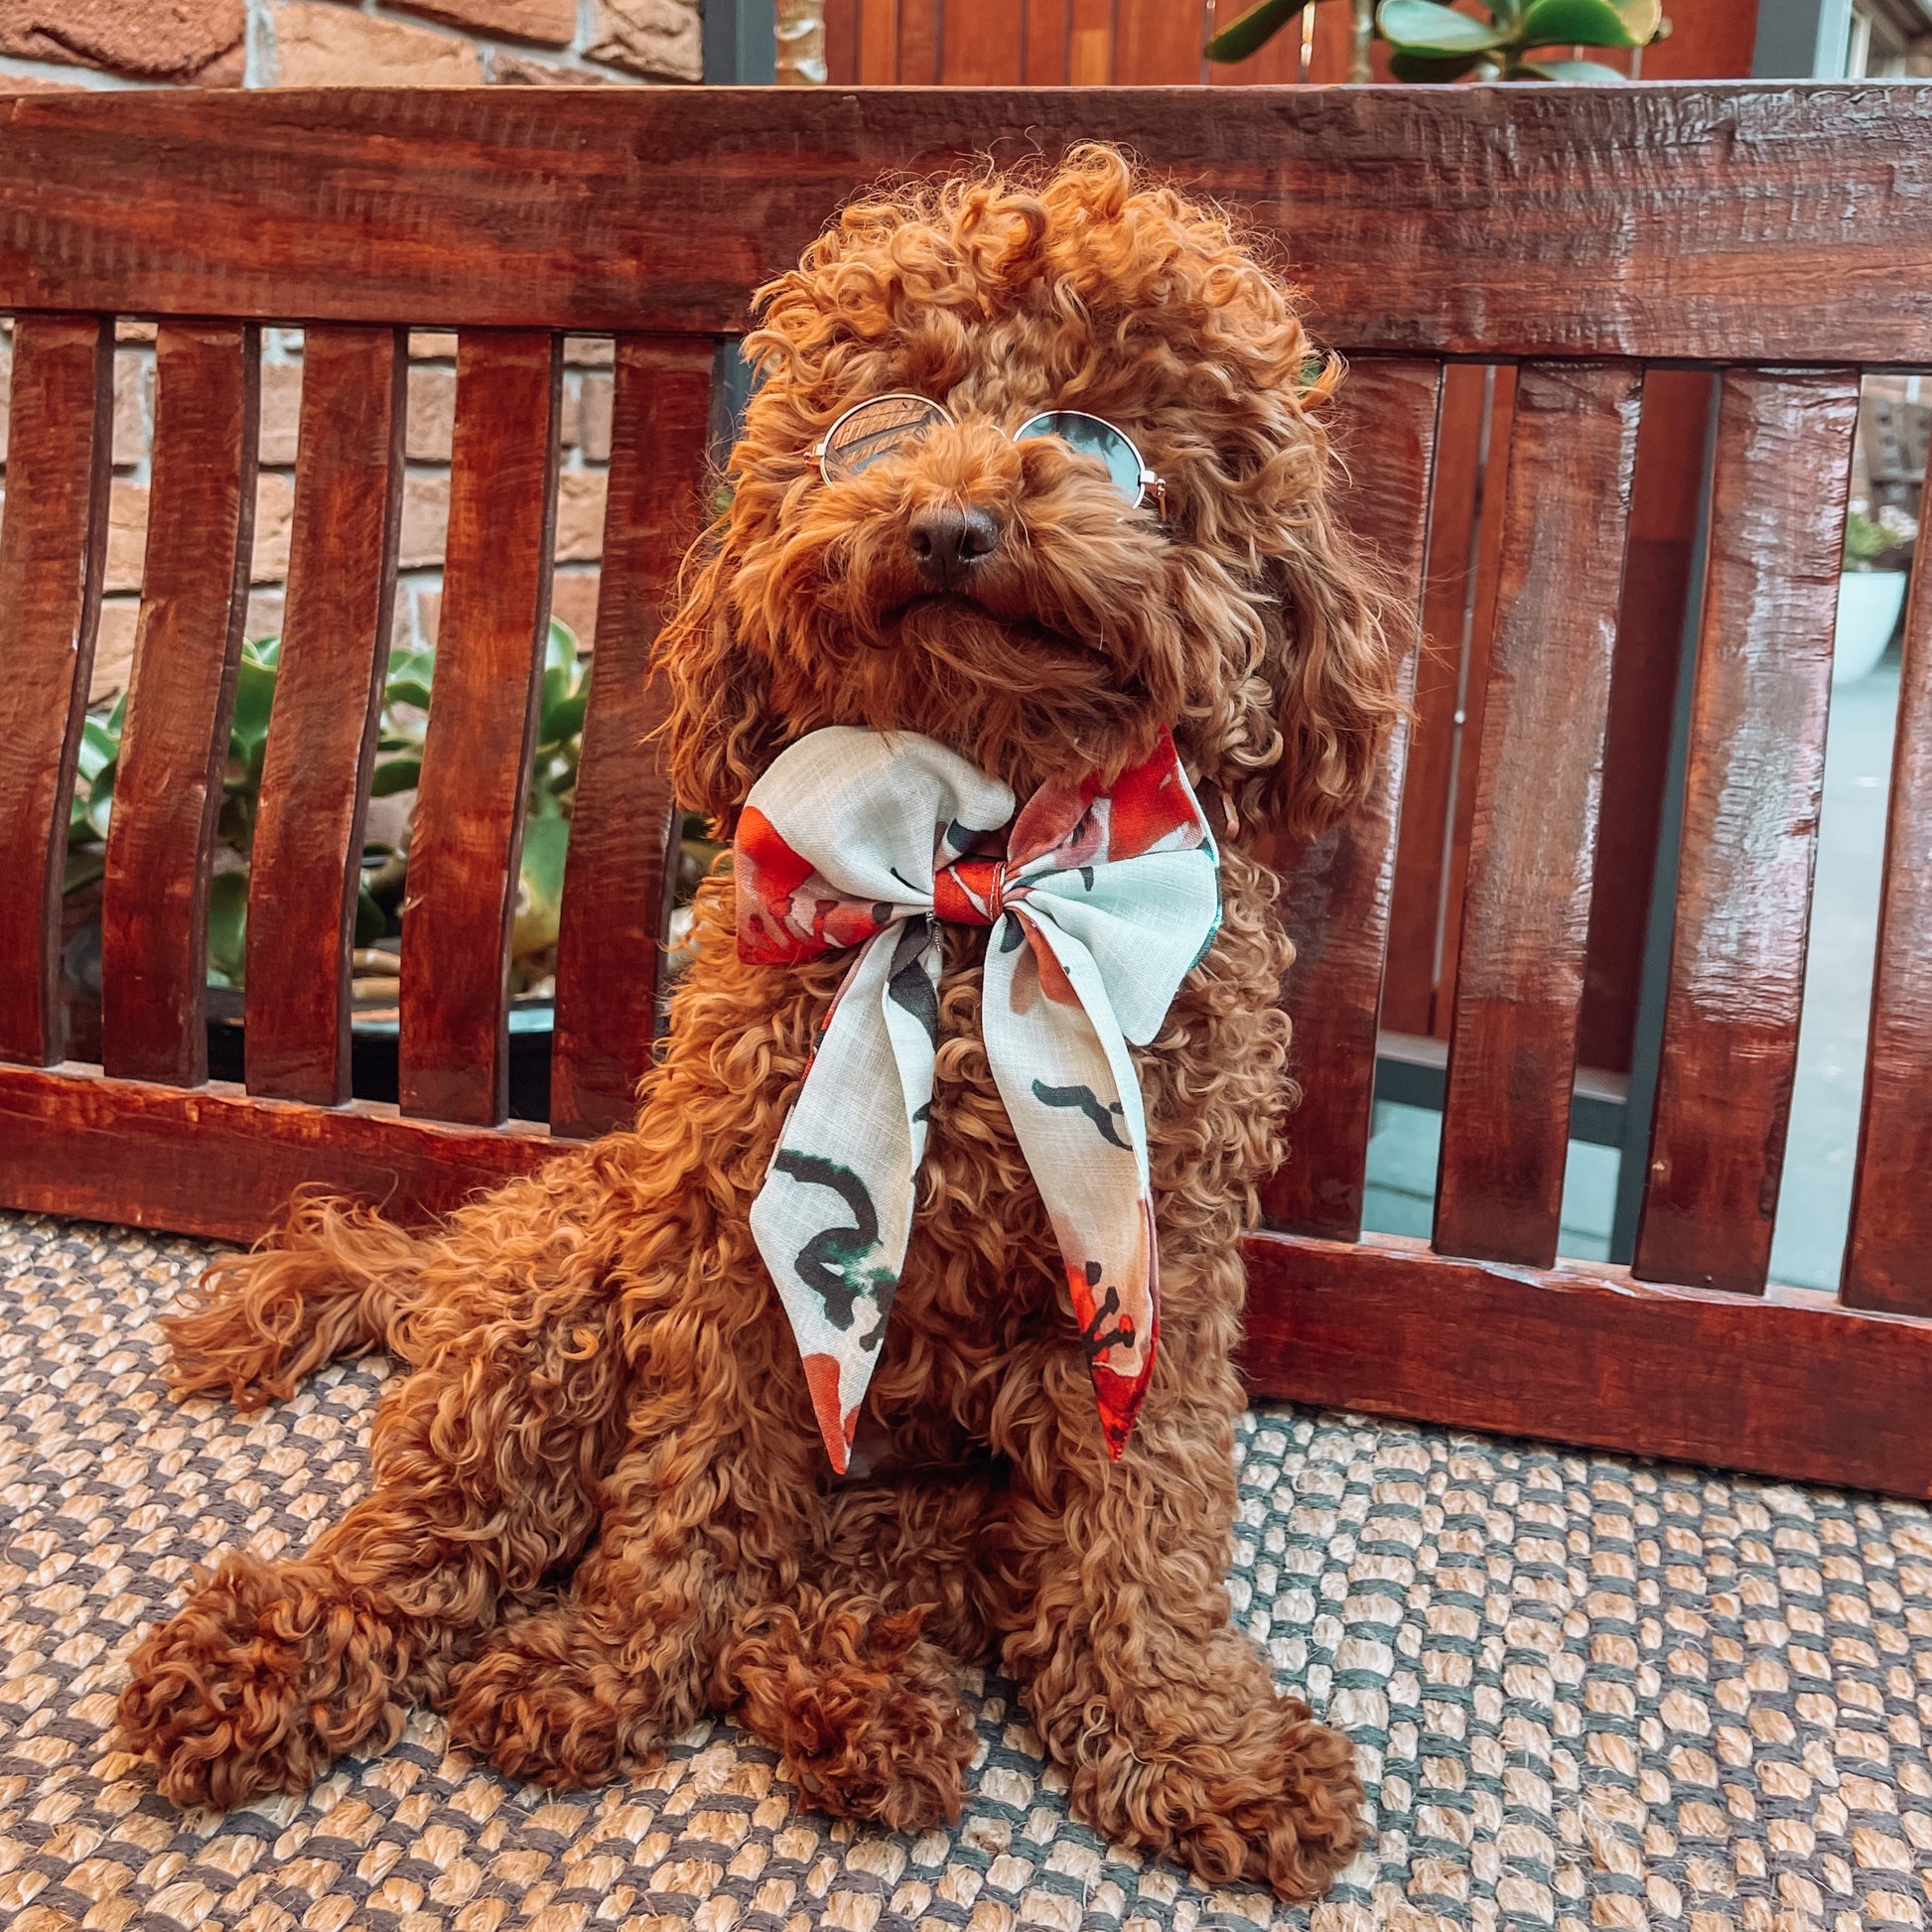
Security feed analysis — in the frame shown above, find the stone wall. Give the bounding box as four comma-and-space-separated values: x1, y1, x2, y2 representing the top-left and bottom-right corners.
0, 0, 706, 701
0, 0, 701, 90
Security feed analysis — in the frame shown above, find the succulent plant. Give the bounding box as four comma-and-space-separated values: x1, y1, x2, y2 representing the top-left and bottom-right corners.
1207, 0, 1664, 81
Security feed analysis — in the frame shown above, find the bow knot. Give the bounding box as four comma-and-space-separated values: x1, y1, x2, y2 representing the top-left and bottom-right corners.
736, 727, 1220, 1474
931, 855, 1007, 927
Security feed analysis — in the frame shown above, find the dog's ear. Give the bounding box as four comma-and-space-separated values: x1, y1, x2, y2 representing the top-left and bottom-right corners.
1252, 537, 1407, 841
654, 533, 779, 829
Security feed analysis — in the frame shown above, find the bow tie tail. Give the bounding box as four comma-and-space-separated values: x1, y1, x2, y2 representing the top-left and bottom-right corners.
749, 920, 944, 1472
983, 911, 1162, 1458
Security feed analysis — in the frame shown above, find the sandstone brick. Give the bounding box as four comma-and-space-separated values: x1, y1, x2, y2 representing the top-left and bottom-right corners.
245, 590, 286, 645
0, 340, 9, 467
252, 474, 296, 585
116, 322, 158, 345
410, 333, 460, 360
554, 470, 607, 561
406, 366, 456, 463
564, 338, 615, 367
549, 569, 600, 648
413, 587, 443, 647
392, 0, 574, 48
112, 353, 149, 471
105, 482, 148, 595
0, 0, 244, 82
586, 0, 701, 82
490, 52, 621, 83
258, 362, 304, 466
271, 3, 482, 87
398, 475, 449, 569
577, 372, 613, 462
89, 600, 141, 704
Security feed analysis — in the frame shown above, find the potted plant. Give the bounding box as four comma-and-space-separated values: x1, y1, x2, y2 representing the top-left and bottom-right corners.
1207, 0, 1665, 80
63, 623, 720, 1113
1837, 501, 1917, 687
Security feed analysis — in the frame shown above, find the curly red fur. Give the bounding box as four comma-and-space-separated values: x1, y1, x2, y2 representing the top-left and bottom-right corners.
118, 145, 1400, 1901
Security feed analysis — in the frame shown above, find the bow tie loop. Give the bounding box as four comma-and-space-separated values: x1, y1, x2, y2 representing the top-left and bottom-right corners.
736, 727, 1220, 1474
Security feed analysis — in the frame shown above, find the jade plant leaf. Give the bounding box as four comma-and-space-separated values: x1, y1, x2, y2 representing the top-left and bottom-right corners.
512, 813, 571, 962
1377, 0, 1508, 53
1389, 47, 1488, 78
370, 758, 423, 797
1204, 0, 1301, 62
1516, 0, 1647, 46
1519, 55, 1630, 77
207, 871, 249, 986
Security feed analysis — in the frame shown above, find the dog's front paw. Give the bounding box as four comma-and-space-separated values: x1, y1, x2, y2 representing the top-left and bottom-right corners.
724, 1601, 976, 1831
1076, 1696, 1364, 1903
778, 1646, 976, 1831
117, 1553, 404, 1809
447, 1607, 669, 1789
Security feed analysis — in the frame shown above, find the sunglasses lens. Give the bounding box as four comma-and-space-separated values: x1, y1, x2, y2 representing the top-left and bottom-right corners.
1015, 411, 1145, 504
821, 395, 951, 481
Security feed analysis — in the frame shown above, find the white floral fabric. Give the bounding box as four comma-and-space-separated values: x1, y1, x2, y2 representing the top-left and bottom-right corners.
736, 726, 1219, 1472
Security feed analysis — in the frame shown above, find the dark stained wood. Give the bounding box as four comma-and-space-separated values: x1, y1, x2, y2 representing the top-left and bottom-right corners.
398, 331, 561, 1127
0, 315, 112, 1067
1431, 366, 1517, 1044
1434, 363, 1642, 1267
1114, 0, 1206, 84
244, 327, 405, 1106
822, 0, 859, 82
1842, 520, 1932, 1316
1580, 370, 1718, 1075
99, 323, 260, 1087
1260, 357, 1443, 1240
1237, 1229, 1932, 1502
1382, 362, 1488, 1036
550, 336, 714, 1140
856, 0, 897, 79
1023, 0, 1071, 83
939, 0, 1025, 81
897, 0, 941, 82
1, 88, 1930, 361
0, 1060, 556, 1243
1633, 370, 1860, 1295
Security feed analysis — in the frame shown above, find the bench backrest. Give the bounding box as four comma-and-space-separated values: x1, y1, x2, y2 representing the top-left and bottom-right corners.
2, 84, 1929, 1492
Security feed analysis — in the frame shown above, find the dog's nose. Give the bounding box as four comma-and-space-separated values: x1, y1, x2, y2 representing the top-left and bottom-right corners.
908, 506, 1001, 583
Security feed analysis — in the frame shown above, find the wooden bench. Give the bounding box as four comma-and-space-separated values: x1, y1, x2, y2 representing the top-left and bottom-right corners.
2, 82, 1929, 1497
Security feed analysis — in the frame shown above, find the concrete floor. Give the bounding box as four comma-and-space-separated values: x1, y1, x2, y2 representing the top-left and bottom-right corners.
1362, 657, 1904, 1291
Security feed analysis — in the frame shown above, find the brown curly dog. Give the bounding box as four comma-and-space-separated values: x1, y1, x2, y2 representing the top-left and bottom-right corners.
117, 145, 1402, 1901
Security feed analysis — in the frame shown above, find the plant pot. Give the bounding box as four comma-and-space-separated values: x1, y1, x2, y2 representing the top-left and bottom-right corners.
1834, 570, 1908, 688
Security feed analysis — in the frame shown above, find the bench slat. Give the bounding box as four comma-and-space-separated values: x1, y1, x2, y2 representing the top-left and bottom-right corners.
1842, 520, 1932, 1315
1260, 355, 1442, 1241
1633, 368, 1860, 1295
1433, 361, 1642, 1268
99, 322, 261, 1087
398, 331, 561, 1126
0, 315, 113, 1067
244, 327, 405, 1106
550, 335, 715, 1140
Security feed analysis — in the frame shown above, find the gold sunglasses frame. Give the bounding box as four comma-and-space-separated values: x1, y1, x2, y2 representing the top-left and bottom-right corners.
811, 392, 1166, 513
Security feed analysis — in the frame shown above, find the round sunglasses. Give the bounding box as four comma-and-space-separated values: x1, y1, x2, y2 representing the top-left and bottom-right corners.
812, 393, 1165, 512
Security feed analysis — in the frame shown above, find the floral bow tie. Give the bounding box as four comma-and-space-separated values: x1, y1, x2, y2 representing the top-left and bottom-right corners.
736, 726, 1220, 1473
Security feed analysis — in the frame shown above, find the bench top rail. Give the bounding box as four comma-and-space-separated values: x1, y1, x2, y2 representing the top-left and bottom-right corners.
1, 86, 1930, 364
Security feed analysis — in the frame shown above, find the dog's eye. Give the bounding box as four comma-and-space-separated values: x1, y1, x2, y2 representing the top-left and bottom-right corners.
817, 395, 953, 482
1014, 412, 1157, 509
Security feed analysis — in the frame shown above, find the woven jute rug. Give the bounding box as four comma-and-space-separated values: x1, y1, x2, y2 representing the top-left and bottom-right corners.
3, 1213, 1930, 1932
